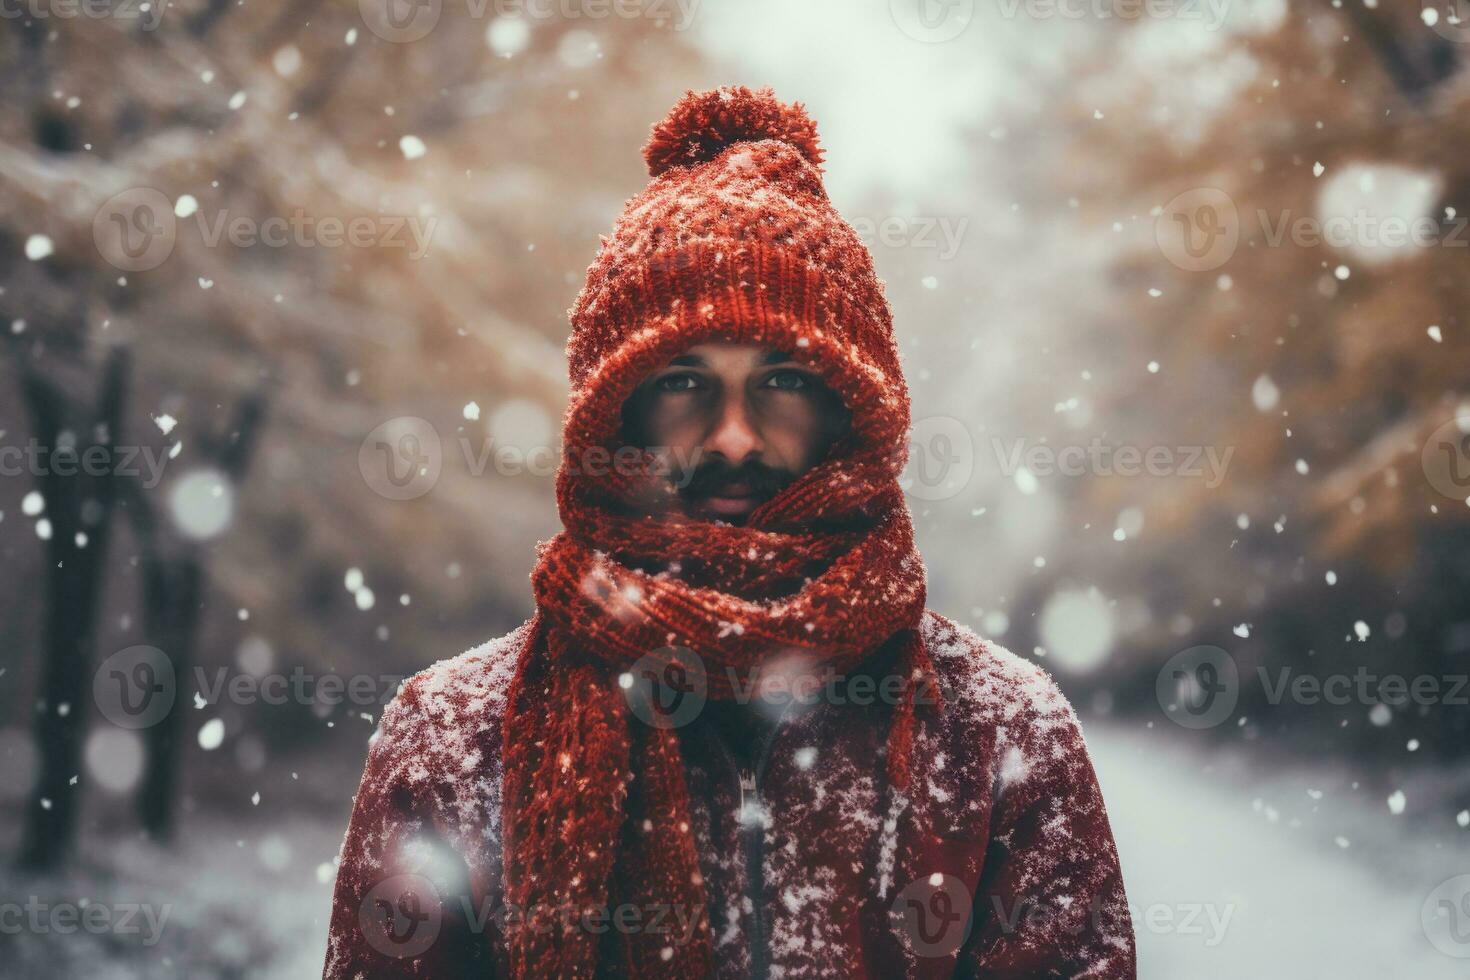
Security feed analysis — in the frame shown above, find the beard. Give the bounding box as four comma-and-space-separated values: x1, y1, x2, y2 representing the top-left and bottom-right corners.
675, 455, 797, 522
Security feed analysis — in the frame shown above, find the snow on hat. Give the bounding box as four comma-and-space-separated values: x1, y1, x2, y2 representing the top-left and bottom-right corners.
561, 85, 910, 476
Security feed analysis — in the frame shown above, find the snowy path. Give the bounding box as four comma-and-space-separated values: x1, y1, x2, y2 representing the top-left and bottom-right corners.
6, 725, 1465, 978
1087, 723, 1467, 979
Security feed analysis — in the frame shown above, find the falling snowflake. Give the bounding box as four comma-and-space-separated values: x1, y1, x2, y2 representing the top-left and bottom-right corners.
24, 234, 53, 261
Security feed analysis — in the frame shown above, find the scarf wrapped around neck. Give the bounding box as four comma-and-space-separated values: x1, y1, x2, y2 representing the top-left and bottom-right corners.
500, 339, 936, 977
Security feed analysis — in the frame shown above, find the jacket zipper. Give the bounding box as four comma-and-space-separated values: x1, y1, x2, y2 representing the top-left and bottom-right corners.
734, 725, 776, 980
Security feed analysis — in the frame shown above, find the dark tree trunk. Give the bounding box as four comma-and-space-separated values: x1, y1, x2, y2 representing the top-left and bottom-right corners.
135, 559, 204, 840
16, 347, 129, 871
128, 393, 267, 840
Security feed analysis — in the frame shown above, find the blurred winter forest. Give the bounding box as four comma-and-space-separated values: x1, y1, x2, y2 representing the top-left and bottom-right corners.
2, 0, 1469, 976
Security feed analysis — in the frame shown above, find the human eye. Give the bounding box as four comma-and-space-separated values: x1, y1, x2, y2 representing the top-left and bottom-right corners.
762, 369, 811, 391
655, 372, 703, 393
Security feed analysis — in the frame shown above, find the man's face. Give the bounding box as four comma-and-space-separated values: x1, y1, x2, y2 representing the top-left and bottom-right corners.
621, 343, 850, 523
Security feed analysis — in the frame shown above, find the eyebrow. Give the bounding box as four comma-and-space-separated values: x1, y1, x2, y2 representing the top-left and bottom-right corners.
666, 350, 795, 368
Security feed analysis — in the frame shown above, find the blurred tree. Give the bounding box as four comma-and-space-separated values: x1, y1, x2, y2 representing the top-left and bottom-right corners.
1009, 2, 1470, 764
5, 338, 128, 869
0, 0, 706, 860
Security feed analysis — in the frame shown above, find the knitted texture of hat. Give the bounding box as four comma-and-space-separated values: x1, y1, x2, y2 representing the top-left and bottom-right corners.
501, 86, 935, 979
562, 85, 906, 456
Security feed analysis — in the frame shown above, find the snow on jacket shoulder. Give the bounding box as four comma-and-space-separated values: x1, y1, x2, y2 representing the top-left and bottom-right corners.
324, 611, 1136, 979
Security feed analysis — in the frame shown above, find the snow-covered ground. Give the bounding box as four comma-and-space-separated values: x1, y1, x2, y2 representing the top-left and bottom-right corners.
3, 724, 1464, 978
0, 812, 338, 980
1088, 723, 1469, 979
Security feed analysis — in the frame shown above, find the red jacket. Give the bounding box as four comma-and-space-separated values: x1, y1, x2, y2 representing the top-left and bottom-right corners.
324, 611, 1136, 978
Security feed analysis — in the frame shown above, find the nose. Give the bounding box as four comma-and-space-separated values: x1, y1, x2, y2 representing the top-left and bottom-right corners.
704, 392, 763, 465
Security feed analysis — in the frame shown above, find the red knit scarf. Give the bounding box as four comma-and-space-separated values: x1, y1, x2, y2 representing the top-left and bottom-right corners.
501, 431, 935, 977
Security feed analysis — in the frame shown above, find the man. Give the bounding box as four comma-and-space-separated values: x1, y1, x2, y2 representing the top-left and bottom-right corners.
325, 85, 1135, 979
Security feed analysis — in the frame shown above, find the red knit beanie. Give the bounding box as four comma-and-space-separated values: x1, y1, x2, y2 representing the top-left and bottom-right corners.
561, 84, 910, 478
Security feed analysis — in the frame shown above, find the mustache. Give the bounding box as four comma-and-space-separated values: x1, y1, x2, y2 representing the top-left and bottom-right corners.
679, 457, 795, 500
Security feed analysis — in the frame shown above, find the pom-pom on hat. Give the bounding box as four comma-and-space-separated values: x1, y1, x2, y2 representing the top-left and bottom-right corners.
562, 85, 909, 487
642, 84, 825, 177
